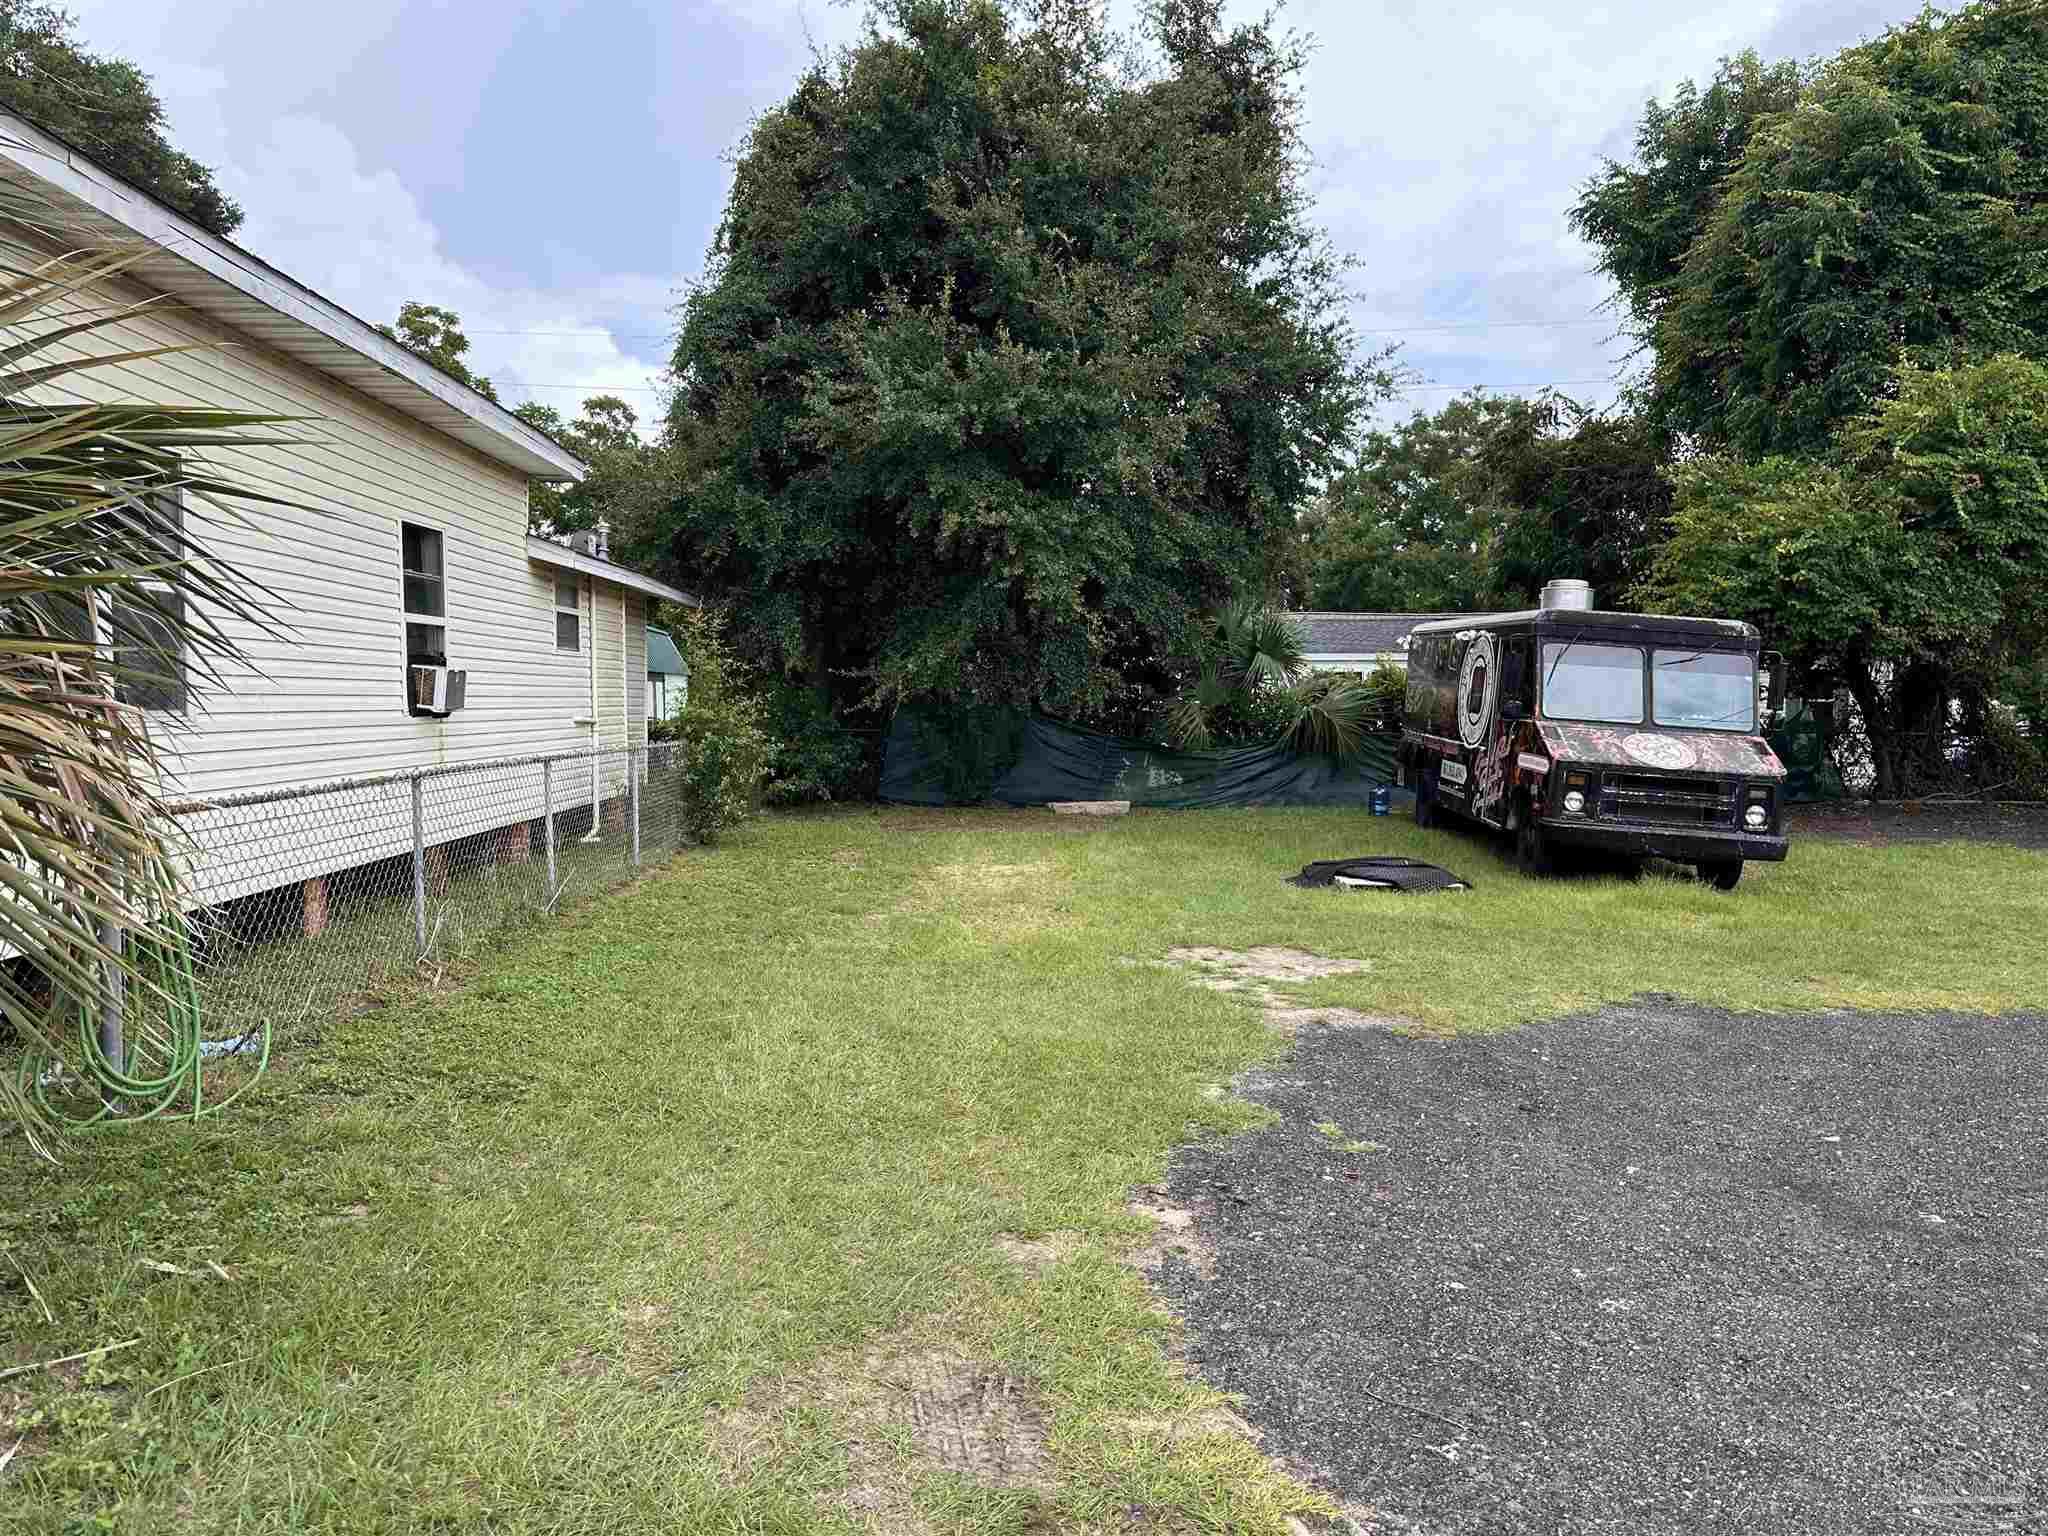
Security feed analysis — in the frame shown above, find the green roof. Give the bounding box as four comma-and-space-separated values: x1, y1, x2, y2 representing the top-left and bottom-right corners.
646, 626, 686, 676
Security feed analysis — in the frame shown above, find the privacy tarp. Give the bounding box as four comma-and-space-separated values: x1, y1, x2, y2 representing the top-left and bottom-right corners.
1769, 699, 1845, 802
881, 711, 1402, 808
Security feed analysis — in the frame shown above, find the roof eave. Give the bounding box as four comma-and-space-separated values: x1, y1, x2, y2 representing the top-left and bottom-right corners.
527, 537, 697, 607
0, 113, 588, 483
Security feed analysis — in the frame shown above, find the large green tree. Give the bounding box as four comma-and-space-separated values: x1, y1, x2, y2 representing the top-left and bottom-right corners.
0, 0, 241, 237
515, 394, 668, 542
662, 0, 1384, 719
1309, 392, 1670, 613
1575, 1, 2048, 455
378, 302, 498, 402
1309, 393, 1522, 613
1640, 356, 2048, 796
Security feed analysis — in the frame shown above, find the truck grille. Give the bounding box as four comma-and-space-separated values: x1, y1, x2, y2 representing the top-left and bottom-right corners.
1602, 774, 1737, 828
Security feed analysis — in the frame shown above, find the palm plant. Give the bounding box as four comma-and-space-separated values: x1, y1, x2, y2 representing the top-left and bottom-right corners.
1165, 600, 1374, 761
0, 178, 293, 1149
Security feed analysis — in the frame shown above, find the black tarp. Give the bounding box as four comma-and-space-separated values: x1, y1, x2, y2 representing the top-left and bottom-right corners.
880, 711, 1403, 808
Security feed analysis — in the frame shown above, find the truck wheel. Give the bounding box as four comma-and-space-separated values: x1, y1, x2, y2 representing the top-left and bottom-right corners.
1414, 772, 1437, 829
1698, 858, 1743, 891
1516, 814, 1553, 878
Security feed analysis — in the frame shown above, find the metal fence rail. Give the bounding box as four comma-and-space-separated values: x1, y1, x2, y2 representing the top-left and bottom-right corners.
169, 744, 686, 1049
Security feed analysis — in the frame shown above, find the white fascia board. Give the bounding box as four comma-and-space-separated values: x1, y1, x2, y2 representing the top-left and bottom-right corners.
527, 537, 698, 606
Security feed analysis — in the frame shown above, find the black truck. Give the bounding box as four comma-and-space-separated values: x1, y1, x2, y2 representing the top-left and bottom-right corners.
1397, 581, 1790, 889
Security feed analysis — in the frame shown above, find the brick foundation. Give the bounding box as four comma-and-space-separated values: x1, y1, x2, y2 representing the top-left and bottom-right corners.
496, 821, 532, 865
302, 876, 330, 938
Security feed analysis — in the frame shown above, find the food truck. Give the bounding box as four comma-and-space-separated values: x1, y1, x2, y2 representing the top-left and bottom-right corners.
1397, 581, 1789, 889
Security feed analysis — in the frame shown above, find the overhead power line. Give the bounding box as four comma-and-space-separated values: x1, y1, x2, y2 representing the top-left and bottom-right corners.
469, 315, 1615, 342
503, 375, 1622, 396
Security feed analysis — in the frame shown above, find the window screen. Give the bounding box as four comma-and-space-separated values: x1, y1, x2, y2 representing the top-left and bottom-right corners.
555, 572, 580, 652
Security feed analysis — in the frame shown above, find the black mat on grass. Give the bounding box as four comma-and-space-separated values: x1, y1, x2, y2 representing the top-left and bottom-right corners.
1287, 856, 1471, 892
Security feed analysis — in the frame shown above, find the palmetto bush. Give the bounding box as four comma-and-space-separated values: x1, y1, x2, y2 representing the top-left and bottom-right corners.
1165, 602, 1374, 761
0, 180, 289, 1147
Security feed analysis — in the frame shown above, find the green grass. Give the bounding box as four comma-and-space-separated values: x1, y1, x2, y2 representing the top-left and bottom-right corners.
3, 806, 2043, 1532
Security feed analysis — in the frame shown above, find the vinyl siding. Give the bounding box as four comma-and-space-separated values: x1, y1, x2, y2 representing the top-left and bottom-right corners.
9, 235, 658, 902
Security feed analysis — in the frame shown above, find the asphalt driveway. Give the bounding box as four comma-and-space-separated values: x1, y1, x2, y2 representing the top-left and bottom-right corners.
1154, 1002, 2048, 1534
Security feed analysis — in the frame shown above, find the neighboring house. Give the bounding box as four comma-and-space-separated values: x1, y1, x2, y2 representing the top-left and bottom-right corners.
646, 625, 687, 721
1293, 611, 1468, 674
0, 110, 696, 913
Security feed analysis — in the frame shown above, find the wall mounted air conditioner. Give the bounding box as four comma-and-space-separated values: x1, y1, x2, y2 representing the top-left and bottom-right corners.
410, 665, 467, 716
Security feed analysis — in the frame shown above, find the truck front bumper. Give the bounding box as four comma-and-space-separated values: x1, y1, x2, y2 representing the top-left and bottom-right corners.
1540, 816, 1789, 864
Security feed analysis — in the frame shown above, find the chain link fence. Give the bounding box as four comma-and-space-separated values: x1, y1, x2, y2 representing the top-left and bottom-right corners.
169, 745, 686, 1050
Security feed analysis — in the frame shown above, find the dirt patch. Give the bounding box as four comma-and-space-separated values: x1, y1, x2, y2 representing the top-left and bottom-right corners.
1126, 1185, 1217, 1279
994, 1231, 1083, 1271
896, 1352, 1055, 1491
1168, 947, 1371, 984
1161, 948, 1408, 1038
708, 1325, 1054, 1527
557, 1349, 610, 1381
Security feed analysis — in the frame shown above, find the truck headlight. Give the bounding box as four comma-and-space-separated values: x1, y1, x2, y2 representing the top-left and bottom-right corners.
1563, 790, 1586, 814
1744, 804, 1769, 830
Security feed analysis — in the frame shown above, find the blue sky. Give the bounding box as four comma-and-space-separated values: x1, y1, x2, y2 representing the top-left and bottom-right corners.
76, 0, 1915, 429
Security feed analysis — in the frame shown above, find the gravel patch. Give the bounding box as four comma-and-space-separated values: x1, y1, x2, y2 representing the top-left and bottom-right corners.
1154, 1002, 2048, 1533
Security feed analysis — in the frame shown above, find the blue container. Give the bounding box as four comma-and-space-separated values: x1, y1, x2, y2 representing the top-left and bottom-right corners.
1369, 785, 1391, 817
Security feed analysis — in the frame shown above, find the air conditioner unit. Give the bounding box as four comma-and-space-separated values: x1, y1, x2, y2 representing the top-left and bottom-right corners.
410, 665, 467, 716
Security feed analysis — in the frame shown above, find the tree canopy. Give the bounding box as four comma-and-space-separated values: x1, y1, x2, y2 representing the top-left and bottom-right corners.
1575, 0, 2048, 455
661, 0, 1385, 719
1308, 392, 1670, 613
515, 394, 668, 541
1642, 354, 2048, 795
377, 302, 499, 402
0, 0, 241, 237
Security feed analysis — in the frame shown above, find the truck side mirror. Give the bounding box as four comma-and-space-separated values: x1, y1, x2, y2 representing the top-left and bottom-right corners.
1761, 651, 1788, 728
1501, 699, 1526, 722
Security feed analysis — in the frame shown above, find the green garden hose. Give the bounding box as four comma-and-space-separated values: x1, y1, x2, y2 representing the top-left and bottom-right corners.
16, 913, 269, 1129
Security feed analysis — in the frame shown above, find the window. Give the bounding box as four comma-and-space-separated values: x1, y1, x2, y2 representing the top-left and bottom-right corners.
1540, 642, 1644, 724
1653, 649, 1757, 732
117, 483, 188, 712
555, 572, 580, 652
1463, 657, 1489, 725
401, 524, 446, 695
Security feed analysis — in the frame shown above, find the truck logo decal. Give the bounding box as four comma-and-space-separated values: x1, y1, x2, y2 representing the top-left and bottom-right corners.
1457, 634, 1498, 749
1621, 732, 1699, 771
1517, 753, 1549, 775
1439, 760, 1469, 786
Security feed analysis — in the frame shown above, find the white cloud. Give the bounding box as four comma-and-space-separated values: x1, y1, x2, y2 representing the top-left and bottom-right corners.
70, 0, 1916, 433
213, 113, 675, 418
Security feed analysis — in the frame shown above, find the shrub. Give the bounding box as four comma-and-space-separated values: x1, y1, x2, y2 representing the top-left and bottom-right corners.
1361, 662, 1407, 734
669, 609, 772, 842
762, 682, 872, 804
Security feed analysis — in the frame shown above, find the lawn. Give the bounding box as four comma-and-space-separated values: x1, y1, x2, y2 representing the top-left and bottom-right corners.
3, 807, 2043, 1532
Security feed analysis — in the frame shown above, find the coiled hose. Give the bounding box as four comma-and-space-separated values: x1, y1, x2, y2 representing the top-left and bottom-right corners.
16, 913, 269, 1129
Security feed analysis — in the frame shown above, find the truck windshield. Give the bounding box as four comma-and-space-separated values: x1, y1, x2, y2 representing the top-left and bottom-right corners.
1541, 642, 1644, 724
1653, 649, 1756, 731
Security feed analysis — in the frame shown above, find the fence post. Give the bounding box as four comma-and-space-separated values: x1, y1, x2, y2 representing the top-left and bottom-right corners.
543, 755, 557, 903
629, 748, 641, 867
411, 772, 427, 956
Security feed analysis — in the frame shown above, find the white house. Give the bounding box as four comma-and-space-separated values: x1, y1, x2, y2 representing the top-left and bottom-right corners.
0, 110, 694, 918
1293, 611, 1468, 674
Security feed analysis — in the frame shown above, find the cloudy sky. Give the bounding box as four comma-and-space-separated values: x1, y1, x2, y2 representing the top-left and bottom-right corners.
74, 0, 1915, 429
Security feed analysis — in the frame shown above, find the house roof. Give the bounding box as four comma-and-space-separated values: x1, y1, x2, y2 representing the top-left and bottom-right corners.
1292, 611, 1471, 657
0, 111, 586, 483
646, 625, 686, 675
527, 537, 697, 607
